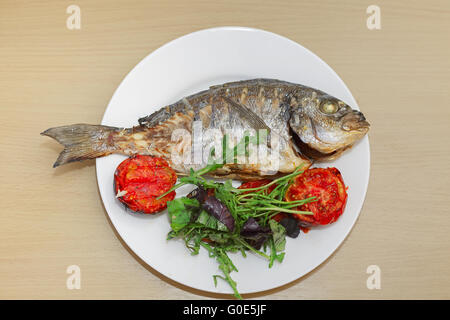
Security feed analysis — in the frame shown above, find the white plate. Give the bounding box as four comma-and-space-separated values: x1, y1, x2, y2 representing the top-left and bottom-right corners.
96, 27, 370, 296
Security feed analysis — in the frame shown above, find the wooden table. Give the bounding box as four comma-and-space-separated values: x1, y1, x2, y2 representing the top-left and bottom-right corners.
1, 0, 449, 299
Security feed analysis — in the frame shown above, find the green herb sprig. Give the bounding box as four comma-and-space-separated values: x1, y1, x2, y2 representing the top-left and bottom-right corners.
165, 163, 315, 299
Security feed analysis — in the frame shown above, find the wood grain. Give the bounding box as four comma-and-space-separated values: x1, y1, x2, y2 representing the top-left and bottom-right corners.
0, 0, 449, 299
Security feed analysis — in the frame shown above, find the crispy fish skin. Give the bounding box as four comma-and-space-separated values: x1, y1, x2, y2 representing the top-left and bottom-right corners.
41, 79, 369, 180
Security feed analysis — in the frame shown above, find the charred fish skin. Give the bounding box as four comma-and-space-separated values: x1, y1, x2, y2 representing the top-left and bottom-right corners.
41, 78, 369, 179
139, 79, 296, 130
133, 79, 312, 177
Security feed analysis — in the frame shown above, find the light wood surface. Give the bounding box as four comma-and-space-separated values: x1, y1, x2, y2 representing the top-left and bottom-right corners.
1, 0, 449, 299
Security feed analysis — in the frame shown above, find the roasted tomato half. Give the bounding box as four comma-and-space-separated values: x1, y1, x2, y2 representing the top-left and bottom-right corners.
285, 167, 348, 226
114, 155, 177, 214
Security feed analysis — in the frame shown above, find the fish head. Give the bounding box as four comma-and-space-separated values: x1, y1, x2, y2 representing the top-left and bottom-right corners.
289, 91, 369, 160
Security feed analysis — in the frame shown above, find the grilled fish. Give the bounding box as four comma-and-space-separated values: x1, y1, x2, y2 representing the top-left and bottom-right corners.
41, 79, 369, 180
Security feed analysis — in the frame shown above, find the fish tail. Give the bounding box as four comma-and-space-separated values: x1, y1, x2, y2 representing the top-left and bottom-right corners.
41, 124, 121, 167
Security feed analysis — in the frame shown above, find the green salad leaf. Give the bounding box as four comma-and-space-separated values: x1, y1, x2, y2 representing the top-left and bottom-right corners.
269, 219, 286, 253
164, 161, 315, 299
167, 197, 199, 232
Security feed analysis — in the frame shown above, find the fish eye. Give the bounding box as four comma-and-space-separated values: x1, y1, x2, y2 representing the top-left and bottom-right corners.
320, 101, 338, 114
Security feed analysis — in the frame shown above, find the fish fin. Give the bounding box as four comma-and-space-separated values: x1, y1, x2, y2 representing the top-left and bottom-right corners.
222, 96, 271, 132
138, 113, 158, 128
41, 124, 120, 167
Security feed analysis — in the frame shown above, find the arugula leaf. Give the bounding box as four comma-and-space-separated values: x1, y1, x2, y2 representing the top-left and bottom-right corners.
200, 242, 242, 300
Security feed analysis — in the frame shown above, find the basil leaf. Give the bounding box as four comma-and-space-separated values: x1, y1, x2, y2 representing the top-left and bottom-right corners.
167, 198, 199, 232
240, 218, 271, 250
280, 217, 301, 238
269, 219, 286, 252
195, 210, 228, 231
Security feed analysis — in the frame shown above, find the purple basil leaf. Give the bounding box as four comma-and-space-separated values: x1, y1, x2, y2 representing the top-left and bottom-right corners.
196, 189, 234, 232
241, 218, 269, 236
280, 217, 301, 238
240, 218, 271, 250
245, 233, 270, 251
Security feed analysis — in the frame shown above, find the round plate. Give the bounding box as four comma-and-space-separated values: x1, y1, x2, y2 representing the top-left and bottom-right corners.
96, 27, 370, 295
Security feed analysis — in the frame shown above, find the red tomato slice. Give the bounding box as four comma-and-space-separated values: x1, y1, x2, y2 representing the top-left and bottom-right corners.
114, 155, 177, 214
285, 167, 348, 226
